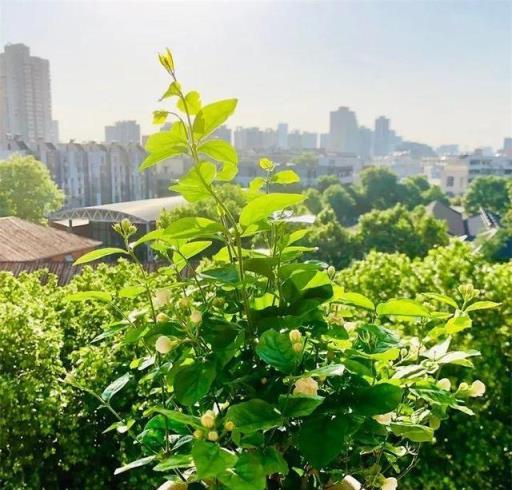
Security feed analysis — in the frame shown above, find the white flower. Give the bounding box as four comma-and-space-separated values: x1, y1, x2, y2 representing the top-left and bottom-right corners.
289, 329, 302, 343
155, 336, 175, 354
224, 421, 235, 431
293, 377, 318, 397
437, 378, 451, 391
339, 475, 362, 490
156, 312, 169, 323
207, 430, 219, 442
373, 412, 394, 425
409, 337, 421, 355
152, 289, 171, 309
469, 380, 486, 397
457, 382, 469, 393
190, 309, 202, 324
382, 477, 398, 490
200, 410, 216, 428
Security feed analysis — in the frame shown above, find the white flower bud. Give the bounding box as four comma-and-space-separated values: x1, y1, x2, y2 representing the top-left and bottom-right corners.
293, 377, 318, 397
155, 336, 175, 354
190, 309, 202, 324
373, 412, 393, 425
193, 429, 204, 440
469, 380, 486, 397
200, 410, 216, 429
289, 329, 302, 343
382, 477, 398, 490
292, 342, 303, 353
457, 382, 470, 393
152, 289, 171, 309
339, 475, 362, 490
156, 312, 169, 323
178, 297, 191, 310
327, 265, 336, 279
207, 430, 219, 442
261, 377, 268, 385
224, 421, 235, 432
437, 378, 451, 391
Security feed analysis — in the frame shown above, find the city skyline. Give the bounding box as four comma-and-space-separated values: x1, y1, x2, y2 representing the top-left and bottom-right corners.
0, 1, 510, 149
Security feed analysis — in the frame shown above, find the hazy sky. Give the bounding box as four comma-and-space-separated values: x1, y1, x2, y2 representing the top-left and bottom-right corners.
1, 0, 511, 150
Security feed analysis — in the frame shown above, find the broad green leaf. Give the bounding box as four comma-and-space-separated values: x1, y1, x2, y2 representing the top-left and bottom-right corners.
302, 364, 345, 378
170, 161, 216, 202
192, 440, 238, 479
258, 447, 289, 476
334, 292, 375, 311
153, 454, 194, 472
278, 395, 324, 417
225, 399, 281, 433
173, 241, 212, 271
422, 338, 451, 360
354, 383, 403, 416
198, 139, 238, 165
287, 228, 310, 245
219, 452, 266, 490
201, 317, 240, 349
114, 455, 156, 475
464, 300, 501, 313
140, 122, 188, 170
145, 406, 202, 428
200, 264, 240, 284
159, 81, 181, 100
119, 286, 146, 299
101, 372, 131, 402
423, 292, 458, 309
193, 99, 238, 139
390, 422, 434, 442
73, 247, 128, 265
445, 316, 471, 334
66, 290, 112, 302
249, 176, 266, 193
153, 110, 169, 125
376, 298, 430, 318
256, 329, 299, 373
271, 169, 300, 185
174, 362, 216, 406
162, 217, 223, 240
298, 415, 359, 468
239, 193, 305, 227
439, 350, 480, 365
177, 90, 202, 115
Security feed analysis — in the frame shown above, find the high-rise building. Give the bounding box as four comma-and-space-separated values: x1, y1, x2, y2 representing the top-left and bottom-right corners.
502, 137, 512, 157
277, 123, 288, 149
358, 126, 373, 160
105, 120, 141, 144
319, 133, 330, 149
301, 132, 318, 149
328, 107, 359, 153
0, 43, 56, 146
373, 116, 391, 156
212, 125, 232, 143
288, 130, 302, 150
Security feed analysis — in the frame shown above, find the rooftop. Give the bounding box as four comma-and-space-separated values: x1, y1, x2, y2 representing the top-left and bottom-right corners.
0, 216, 101, 262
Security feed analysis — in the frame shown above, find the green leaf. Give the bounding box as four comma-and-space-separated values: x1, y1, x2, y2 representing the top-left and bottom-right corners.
140, 122, 188, 170
422, 338, 451, 360
219, 452, 266, 490
114, 455, 156, 475
162, 217, 223, 240
170, 161, 216, 202
239, 193, 305, 227
256, 329, 299, 373
119, 286, 146, 299
201, 317, 240, 349
153, 110, 169, 125
200, 264, 240, 284
174, 362, 216, 406
302, 364, 345, 378
73, 247, 128, 265
159, 80, 181, 100
225, 399, 281, 433
278, 395, 324, 417
198, 139, 238, 165
258, 447, 289, 476
464, 300, 501, 312
376, 298, 430, 318
193, 99, 238, 139
334, 292, 375, 311
153, 454, 194, 472
173, 241, 212, 271
66, 290, 112, 302
177, 90, 202, 115
145, 406, 202, 429
390, 422, 434, 442
192, 440, 238, 479
101, 372, 131, 402
298, 415, 357, 468
423, 292, 458, 309
354, 383, 403, 416
439, 350, 480, 365
271, 170, 300, 185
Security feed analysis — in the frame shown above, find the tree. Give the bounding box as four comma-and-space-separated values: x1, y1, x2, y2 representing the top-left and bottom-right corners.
358, 166, 401, 210
322, 183, 356, 224
315, 174, 340, 192
357, 204, 449, 258
463, 176, 511, 215
0, 155, 64, 223
303, 187, 323, 214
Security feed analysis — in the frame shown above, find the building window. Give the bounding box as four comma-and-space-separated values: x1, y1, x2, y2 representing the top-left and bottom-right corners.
446, 176, 454, 187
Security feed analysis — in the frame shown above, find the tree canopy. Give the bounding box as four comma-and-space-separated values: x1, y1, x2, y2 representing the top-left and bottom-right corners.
463, 176, 511, 215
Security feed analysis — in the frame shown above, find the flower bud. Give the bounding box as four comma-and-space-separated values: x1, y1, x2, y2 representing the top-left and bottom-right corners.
339, 475, 362, 490
224, 421, 235, 432
289, 329, 302, 343
156, 312, 169, 323
437, 378, 451, 391
457, 382, 470, 393
293, 377, 318, 397
259, 158, 275, 171
327, 265, 336, 279
190, 309, 202, 324
469, 380, 486, 397
200, 410, 216, 429
292, 342, 303, 353
382, 477, 398, 490
178, 297, 191, 310
207, 430, 219, 442
153, 289, 171, 309
261, 377, 268, 385
373, 412, 393, 425
429, 415, 441, 430
155, 335, 175, 354
212, 297, 225, 308
193, 429, 204, 440
113, 218, 137, 239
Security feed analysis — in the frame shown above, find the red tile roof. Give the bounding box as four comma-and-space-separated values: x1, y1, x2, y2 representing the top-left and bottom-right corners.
0, 216, 101, 262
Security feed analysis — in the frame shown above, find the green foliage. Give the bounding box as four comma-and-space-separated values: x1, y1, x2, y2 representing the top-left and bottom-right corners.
61, 50, 492, 490
0, 154, 64, 223
463, 176, 511, 215
322, 184, 356, 225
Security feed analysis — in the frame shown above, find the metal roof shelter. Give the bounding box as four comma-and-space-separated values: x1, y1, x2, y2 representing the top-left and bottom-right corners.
49, 196, 187, 225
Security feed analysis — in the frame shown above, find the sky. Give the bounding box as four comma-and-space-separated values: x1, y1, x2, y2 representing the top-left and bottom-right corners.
1, 0, 511, 150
